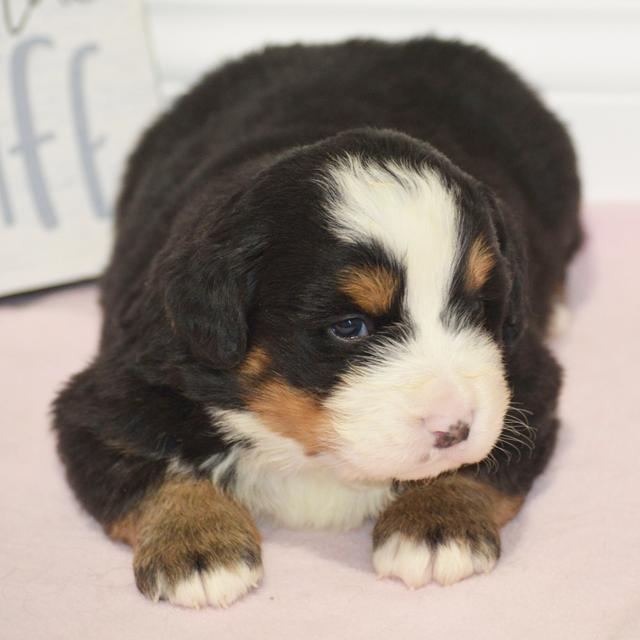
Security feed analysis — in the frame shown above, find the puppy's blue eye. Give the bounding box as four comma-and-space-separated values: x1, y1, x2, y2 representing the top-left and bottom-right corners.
330, 317, 370, 340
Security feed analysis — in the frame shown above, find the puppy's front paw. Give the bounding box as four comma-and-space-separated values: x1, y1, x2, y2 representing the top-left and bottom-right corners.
136, 555, 263, 609
373, 532, 497, 588
373, 477, 506, 589
127, 479, 263, 608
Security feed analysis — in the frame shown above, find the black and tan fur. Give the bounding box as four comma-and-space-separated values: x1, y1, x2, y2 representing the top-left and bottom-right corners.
53, 37, 581, 607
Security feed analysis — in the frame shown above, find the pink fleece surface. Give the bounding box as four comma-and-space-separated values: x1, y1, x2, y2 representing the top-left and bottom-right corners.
1, 206, 639, 640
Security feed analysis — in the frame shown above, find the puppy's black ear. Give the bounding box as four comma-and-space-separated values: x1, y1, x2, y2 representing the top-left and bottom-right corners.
490, 196, 529, 347
157, 210, 265, 369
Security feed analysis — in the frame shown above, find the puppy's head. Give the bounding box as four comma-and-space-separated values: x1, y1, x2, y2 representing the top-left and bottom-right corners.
161, 129, 525, 482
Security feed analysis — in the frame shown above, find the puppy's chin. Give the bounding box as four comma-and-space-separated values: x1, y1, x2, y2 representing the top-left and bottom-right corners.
320, 439, 494, 484
322, 456, 460, 485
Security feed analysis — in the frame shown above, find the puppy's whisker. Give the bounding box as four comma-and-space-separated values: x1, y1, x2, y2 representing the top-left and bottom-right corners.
490, 441, 513, 464
496, 437, 524, 462
503, 430, 536, 453
508, 400, 534, 415
500, 425, 535, 449
481, 451, 499, 473
499, 433, 535, 452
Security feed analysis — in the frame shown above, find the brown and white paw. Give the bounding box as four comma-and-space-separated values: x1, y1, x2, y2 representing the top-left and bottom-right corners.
127, 478, 263, 608
373, 532, 497, 588
138, 560, 263, 608
372, 477, 505, 589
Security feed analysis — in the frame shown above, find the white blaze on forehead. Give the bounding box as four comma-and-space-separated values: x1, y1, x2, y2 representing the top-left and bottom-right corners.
323, 155, 461, 331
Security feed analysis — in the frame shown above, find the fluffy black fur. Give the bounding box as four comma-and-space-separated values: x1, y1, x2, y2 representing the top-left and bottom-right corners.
54, 38, 581, 538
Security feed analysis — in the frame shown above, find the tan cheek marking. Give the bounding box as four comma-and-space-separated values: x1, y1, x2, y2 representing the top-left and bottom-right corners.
465, 237, 496, 293
247, 379, 333, 455
339, 266, 399, 316
239, 346, 271, 378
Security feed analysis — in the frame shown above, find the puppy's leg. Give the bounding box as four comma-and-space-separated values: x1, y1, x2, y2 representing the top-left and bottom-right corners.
53, 362, 262, 608
109, 476, 262, 608
372, 475, 522, 588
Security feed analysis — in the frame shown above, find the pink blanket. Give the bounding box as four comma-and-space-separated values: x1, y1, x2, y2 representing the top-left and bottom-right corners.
1, 205, 639, 640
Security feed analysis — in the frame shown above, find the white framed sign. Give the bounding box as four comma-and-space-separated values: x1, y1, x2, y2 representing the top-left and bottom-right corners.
0, 0, 160, 296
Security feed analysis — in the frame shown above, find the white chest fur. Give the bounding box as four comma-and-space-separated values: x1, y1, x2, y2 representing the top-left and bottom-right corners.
208, 409, 395, 530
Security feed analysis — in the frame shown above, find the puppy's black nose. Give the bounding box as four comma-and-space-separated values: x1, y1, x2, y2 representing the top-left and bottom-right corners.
432, 421, 470, 449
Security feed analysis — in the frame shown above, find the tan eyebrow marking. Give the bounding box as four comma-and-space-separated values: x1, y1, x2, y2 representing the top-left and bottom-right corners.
465, 237, 496, 292
239, 346, 271, 378
338, 266, 399, 316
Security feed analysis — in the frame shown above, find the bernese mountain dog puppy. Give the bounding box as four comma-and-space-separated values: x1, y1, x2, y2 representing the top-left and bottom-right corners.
53, 37, 582, 608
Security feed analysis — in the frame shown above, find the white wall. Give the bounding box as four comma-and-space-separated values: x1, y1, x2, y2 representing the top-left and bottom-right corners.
145, 0, 640, 204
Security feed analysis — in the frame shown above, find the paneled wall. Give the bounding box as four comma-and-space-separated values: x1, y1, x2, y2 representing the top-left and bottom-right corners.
145, 0, 640, 203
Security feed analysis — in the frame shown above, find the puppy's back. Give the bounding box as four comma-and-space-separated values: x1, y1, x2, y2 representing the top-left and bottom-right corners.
106, 39, 580, 321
